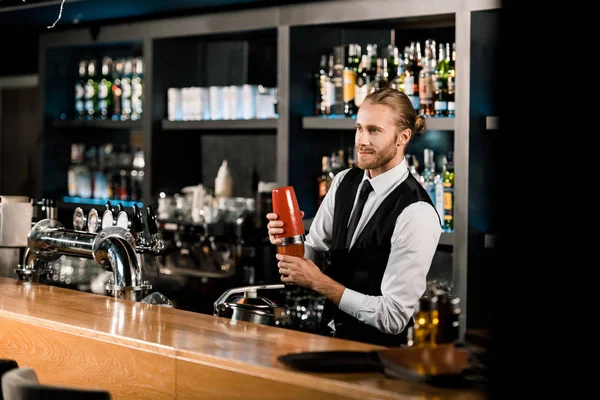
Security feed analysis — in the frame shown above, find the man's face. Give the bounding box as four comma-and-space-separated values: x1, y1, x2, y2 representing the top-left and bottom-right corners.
354, 103, 399, 171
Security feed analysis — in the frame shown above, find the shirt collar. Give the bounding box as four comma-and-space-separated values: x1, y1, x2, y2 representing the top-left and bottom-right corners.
361, 157, 409, 197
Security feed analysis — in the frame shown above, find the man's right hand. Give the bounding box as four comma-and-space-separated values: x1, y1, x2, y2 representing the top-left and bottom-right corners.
266, 211, 304, 245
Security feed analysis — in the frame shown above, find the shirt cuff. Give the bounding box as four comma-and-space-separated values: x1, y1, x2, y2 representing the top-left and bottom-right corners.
304, 244, 317, 262
338, 288, 365, 318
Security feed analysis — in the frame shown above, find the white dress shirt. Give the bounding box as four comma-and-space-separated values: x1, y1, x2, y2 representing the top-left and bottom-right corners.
304, 157, 442, 335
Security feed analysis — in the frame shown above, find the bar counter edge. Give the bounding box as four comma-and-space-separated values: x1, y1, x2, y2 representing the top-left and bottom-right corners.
0, 277, 483, 400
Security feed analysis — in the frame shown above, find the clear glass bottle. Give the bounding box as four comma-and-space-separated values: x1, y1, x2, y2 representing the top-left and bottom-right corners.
447, 42, 456, 117
418, 41, 435, 117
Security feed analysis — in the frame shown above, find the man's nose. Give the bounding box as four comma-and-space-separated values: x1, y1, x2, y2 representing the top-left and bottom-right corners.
355, 129, 369, 145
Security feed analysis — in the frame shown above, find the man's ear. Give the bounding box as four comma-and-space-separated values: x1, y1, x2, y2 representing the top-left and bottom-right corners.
397, 129, 411, 146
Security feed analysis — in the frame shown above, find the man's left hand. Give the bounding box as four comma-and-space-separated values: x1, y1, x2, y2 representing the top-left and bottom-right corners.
276, 254, 321, 289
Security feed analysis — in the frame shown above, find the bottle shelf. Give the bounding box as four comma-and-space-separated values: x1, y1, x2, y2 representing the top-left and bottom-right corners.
302, 116, 455, 131
60, 197, 143, 208
161, 118, 278, 131
53, 119, 143, 130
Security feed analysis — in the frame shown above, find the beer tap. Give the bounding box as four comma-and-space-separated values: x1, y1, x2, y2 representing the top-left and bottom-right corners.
17, 201, 164, 302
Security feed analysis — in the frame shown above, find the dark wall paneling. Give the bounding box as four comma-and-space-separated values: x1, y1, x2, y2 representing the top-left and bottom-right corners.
151, 130, 276, 198
0, 87, 40, 197
151, 30, 277, 199
200, 133, 277, 197
467, 9, 500, 330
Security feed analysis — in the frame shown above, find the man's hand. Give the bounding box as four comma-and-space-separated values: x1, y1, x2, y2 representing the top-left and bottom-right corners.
276, 253, 345, 306
276, 254, 321, 288
266, 211, 304, 245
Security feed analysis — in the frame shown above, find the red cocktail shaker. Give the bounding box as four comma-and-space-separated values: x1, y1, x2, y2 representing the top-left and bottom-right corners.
271, 186, 305, 258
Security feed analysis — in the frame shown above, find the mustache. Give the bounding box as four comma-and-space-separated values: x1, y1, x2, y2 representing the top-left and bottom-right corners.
356, 146, 376, 153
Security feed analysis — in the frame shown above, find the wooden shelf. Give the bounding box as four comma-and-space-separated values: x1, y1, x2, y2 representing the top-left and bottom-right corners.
302, 116, 455, 131
161, 118, 278, 130
53, 119, 142, 130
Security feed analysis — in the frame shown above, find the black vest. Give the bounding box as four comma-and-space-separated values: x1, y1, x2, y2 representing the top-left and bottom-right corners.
320, 166, 435, 347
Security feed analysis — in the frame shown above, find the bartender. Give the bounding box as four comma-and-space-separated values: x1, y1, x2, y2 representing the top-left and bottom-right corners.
266, 88, 441, 346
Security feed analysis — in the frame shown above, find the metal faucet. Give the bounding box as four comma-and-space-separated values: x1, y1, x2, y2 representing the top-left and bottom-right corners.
16, 202, 164, 302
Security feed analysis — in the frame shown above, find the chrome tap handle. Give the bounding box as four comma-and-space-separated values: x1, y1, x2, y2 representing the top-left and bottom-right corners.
116, 209, 130, 230
87, 209, 99, 233
117, 202, 125, 214
73, 207, 86, 231
102, 201, 115, 229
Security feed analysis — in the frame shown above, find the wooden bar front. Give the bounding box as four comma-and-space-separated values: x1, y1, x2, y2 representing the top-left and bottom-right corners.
0, 277, 484, 399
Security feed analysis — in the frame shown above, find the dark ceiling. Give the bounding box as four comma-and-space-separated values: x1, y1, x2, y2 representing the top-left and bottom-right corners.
0, 0, 322, 30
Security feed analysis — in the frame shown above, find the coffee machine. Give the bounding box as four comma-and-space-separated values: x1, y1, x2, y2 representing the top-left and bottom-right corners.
0, 196, 33, 278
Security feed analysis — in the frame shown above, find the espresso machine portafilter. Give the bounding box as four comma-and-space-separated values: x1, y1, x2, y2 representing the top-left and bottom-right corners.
16, 201, 164, 302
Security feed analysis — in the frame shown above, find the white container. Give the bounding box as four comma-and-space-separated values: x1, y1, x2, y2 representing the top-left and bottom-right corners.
256, 86, 277, 119
229, 85, 244, 120
241, 84, 257, 120
167, 88, 182, 121
199, 87, 210, 120
209, 86, 223, 120
214, 160, 233, 199
222, 86, 232, 120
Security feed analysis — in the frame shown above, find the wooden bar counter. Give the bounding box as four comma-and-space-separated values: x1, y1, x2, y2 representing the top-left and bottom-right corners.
0, 277, 485, 400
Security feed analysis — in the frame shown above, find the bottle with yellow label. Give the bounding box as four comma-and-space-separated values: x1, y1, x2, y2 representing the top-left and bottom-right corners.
343, 44, 360, 117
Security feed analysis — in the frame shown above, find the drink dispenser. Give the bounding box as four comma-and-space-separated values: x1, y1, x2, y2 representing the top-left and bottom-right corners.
271, 186, 305, 258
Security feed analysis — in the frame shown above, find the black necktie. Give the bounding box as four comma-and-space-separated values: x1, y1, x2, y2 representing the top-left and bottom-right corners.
345, 180, 373, 248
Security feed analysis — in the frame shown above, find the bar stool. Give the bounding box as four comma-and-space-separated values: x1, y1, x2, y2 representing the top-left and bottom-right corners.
0, 360, 19, 400
1, 367, 111, 400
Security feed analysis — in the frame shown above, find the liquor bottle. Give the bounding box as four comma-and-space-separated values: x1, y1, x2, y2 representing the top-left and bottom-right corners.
406, 154, 420, 182
374, 58, 391, 91
98, 56, 113, 120
367, 44, 378, 73
443, 151, 454, 232
75, 60, 86, 120
392, 54, 405, 93
447, 43, 456, 117
131, 57, 144, 121
418, 41, 435, 117
420, 148, 437, 207
111, 59, 124, 121
317, 156, 333, 206
343, 44, 360, 117
412, 295, 439, 347
84, 59, 98, 120
120, 58, 133, 121
404, 45, 419, 111
354, 55, 371, 109
324, 54, 335, 115
332, 46, 345, 116
434, 43, 449, 117
434, 156, 445, 226
314, 54, 328, 116
386, 45, 399, 78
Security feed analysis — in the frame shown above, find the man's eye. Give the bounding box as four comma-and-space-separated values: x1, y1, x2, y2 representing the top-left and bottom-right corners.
370, 128, 378, 133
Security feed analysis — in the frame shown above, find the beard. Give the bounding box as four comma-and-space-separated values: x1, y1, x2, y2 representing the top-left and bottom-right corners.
356, 136, 398, 170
